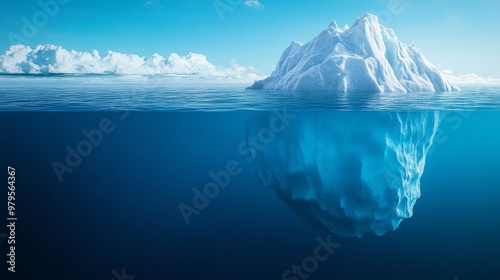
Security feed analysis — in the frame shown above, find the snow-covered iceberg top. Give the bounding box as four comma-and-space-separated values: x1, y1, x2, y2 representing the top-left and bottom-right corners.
249, 13, 459, 93
0, 44, 264, 82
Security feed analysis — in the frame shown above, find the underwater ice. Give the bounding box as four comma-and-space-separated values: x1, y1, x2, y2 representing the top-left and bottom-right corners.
247, 111, 441, 237
249, 13, 459, 93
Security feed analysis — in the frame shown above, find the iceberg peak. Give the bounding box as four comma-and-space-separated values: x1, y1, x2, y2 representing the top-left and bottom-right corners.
356, 13, 379, 24
328, 20, 340, 31
248, 14, 459, 93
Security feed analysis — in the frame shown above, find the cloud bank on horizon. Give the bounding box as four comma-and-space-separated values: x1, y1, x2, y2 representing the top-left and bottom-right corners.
442, 69, 500, 84
0, 44, 265, 82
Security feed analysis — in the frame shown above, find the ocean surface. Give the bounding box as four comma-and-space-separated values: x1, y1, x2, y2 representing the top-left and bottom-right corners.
0, 77, 499, 280
0, 75, 500, 111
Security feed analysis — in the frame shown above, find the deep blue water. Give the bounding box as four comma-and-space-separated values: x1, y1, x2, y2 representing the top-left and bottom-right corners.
1, 110, 499, 280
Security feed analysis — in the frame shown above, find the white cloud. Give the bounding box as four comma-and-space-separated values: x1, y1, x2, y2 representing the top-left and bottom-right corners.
0, 44, 265, 82
443, 69, 500, 84
243, 0, 264, 8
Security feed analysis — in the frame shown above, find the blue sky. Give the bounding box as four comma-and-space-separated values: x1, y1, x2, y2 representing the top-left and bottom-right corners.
1, 0, 499, 76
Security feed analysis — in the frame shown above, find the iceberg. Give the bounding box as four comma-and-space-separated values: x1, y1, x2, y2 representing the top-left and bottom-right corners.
246, 111, 441, 237
248, 13, 459, 93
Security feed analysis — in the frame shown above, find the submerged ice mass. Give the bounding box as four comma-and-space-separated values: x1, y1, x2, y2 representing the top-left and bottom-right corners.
247, 111, 441, 237
249, 14, 458, 93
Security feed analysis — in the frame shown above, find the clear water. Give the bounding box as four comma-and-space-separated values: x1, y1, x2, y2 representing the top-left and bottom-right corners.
1, 76, 499, 280
1, 75, 500, 111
